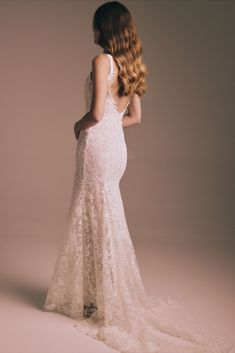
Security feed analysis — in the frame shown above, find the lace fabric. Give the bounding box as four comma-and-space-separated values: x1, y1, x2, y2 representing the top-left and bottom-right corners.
43, 54, 234, 353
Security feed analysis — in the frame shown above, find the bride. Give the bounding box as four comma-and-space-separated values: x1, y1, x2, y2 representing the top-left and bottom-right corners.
43, 1, 234, 352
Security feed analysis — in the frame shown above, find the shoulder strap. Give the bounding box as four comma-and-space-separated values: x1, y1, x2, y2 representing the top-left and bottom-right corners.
106, 54, 114, 80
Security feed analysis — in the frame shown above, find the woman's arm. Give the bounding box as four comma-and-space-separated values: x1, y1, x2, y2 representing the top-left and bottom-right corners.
74, 54, 110, 138
74, 111, 98, 138
122, 92, 141, 128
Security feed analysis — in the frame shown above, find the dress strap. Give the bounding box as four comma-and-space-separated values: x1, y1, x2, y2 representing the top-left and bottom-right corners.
106, 54, 115, 81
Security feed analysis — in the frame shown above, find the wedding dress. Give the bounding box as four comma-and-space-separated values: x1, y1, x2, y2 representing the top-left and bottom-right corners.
43, 53, 234, 353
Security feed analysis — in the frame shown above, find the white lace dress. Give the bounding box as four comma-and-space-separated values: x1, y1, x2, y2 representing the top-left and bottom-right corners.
43, 54, 234, 353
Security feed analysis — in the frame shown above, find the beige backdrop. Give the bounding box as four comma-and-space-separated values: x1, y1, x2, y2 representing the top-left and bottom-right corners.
0, 0, 234, 247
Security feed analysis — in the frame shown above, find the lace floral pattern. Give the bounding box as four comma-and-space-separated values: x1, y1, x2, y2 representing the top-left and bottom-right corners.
43, 54, 234, 353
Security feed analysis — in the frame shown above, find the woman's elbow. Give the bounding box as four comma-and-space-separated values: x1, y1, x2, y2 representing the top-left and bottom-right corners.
90, 110, 103, 122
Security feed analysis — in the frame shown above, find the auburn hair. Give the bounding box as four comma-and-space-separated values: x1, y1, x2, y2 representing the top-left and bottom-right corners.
92, 1, 148, 98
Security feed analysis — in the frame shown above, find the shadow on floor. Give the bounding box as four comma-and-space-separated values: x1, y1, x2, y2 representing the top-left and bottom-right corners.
0, 276, 47, 310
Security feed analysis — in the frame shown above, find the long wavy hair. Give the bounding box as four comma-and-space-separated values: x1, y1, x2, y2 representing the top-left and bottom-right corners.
92, 1, 148, 98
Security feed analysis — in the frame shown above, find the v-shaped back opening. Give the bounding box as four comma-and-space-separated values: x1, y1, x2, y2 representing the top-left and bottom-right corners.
105, 53, 131, 114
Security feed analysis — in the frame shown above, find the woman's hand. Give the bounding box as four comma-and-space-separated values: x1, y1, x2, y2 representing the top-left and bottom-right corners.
74, 121, 81, 140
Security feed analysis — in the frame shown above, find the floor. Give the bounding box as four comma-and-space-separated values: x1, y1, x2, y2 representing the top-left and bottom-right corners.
0, 232, 235, 353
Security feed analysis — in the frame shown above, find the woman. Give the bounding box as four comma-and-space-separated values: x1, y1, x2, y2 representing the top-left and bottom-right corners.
43, 2, 233, 353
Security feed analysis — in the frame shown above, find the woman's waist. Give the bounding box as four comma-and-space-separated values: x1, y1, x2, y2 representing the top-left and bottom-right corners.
88, 116, 123, 129
102, 113, 123, 122
80, 119, 124, 137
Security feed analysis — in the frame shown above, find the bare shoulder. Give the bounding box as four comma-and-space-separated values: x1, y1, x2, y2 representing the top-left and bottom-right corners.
92, 53, 109, 67
133, 92, 141, 100
91, 54, 110, 81
130, 92, 141, 105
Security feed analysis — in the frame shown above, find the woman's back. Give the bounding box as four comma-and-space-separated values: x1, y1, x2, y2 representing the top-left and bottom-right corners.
85, 53, 131, 120
105, 53, 132, 114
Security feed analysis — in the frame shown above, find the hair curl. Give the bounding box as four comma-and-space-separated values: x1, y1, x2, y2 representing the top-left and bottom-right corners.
92, 1, 148, 98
